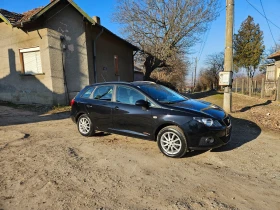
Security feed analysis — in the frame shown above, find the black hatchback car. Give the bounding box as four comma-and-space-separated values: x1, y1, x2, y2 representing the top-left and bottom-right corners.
70, 81, 231, 158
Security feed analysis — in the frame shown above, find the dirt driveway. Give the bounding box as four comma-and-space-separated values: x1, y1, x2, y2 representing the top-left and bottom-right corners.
0, 93, 280, 210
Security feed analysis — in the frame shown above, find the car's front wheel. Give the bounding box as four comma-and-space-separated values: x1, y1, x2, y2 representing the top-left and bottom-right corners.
157, 126, 188, 158
77, 114, 95, 136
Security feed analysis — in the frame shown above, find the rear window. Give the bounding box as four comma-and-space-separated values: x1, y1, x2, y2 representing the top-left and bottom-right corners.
81, 87, 95, 99
93, 85, 114, 101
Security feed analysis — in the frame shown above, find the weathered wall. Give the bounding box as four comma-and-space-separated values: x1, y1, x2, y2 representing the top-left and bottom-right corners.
88, 26, 134, 83
275, 60, 280, 80
85, 22, 94, 85
266, 65, 276, 81
44, 4, 90, 101
0, 22, 53, 104
0, 1, 135, 105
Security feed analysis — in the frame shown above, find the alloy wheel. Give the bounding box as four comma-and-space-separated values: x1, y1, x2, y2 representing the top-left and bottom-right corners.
79, 117, 91, 135
160, 131, 182, 155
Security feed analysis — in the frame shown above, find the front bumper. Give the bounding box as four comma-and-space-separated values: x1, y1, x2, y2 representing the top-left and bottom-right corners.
186, 121, 232, 150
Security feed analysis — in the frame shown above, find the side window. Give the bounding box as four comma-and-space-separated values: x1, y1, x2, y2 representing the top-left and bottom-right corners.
93, 85, 113, 101
116, 86, 145, 105
81, 87, 95, 99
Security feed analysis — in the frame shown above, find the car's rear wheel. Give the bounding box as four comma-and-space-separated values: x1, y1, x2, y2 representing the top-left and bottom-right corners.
77, 114, 95, 136
157, 126, 188, 158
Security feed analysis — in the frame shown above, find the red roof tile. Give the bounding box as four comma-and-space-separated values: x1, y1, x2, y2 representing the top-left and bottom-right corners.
19, 7, 43, 22
0, 7, 42, 25
0, 9, 23, 24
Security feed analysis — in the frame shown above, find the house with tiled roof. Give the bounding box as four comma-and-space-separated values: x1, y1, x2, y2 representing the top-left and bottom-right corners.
265, 51, 280, 95
0, 0, 138, 105
267, 51, 280, 81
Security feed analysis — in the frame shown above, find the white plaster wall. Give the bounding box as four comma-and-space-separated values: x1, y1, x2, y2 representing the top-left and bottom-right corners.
0, 22, 53, 105
44, 4, 90, 101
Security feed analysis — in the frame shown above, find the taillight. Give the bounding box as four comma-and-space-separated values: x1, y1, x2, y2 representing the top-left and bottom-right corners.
70, 99, 75, 106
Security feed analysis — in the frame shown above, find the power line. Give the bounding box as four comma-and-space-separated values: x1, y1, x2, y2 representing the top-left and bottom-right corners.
245, 0, 280, 31
198, 22, 212, 61
259, 0, 277, 47
197, 6, 226, 61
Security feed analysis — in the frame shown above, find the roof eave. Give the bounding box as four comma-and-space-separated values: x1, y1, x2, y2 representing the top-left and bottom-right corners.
0, 13, 12, 26
30, 0, 95, 25
267, 56, 280, 59
96, 24, 139, 51
7, 0, 139, 51
67, 0, 95, 25
267, 51, 280, 59
30, 0, 61, 21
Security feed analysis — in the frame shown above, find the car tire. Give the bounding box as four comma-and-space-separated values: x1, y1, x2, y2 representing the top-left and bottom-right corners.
77, 114, 95, 137
157, 126, 188, 158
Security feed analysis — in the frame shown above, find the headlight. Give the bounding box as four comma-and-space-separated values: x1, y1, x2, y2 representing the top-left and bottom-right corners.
193, 117, 222, 127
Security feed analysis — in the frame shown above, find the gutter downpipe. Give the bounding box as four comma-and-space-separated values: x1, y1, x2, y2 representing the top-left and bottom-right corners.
93, 27, 104, 83
132, 50, 138, 82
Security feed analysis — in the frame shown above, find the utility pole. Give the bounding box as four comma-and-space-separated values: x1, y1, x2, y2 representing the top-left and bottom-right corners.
191, 71, 194, 92
223, 0, 234, 113
194, 57, 198, 92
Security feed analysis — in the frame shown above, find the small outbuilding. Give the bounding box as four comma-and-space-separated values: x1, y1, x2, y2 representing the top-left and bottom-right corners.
267, 51, 280, 81
265, 51, 280, 95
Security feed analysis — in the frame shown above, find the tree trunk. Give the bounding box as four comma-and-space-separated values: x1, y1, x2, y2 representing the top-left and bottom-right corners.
247, 68, 250, 95
143, 67, 152, 80
143, 54, 166, 81
143, 55, 154, 80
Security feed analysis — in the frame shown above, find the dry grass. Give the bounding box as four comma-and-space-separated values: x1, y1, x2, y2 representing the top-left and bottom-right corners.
191, 92, 280, 132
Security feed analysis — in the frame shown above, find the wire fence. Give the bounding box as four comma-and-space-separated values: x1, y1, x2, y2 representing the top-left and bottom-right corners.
232, 77, 280, 101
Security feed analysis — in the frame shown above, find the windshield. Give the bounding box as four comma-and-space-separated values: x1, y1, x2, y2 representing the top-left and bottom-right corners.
138, 84, 187, 104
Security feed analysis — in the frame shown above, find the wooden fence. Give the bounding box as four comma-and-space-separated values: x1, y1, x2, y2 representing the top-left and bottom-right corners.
232, 77, 280, 101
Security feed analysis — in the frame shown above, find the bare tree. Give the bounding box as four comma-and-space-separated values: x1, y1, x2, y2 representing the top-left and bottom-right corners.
204, 52, 224, 89
113, 0, 220, 80
196, 68, 211, 91
151, 55, 189, 91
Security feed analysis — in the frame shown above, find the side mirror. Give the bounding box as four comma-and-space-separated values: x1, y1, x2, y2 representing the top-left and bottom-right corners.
135, 99, 149, 108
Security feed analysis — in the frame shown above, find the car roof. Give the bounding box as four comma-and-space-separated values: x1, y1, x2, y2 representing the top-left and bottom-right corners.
90, 81, 156, 87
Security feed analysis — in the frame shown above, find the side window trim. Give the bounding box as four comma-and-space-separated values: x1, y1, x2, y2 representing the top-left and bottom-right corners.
112, 85, 117, 102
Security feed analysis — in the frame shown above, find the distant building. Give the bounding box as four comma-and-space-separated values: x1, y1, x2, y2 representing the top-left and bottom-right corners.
134, 65, 144, 81
265, 51, 280, 95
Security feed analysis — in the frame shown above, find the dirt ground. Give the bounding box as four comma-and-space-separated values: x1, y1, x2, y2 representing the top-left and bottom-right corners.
0, 93, 279, 210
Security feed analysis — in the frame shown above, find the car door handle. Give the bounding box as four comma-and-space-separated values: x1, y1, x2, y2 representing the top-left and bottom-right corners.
114, 106, 119, 110
86, 105, 92, 108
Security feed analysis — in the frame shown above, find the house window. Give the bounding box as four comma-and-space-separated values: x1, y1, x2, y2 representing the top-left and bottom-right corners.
19, 47, 43, 75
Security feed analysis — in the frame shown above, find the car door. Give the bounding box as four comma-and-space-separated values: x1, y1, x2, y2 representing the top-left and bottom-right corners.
111, 85, 153, 139
84, 85, 115, 131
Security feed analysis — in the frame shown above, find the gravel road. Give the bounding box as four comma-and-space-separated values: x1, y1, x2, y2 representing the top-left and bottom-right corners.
0, 93, 279, 210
